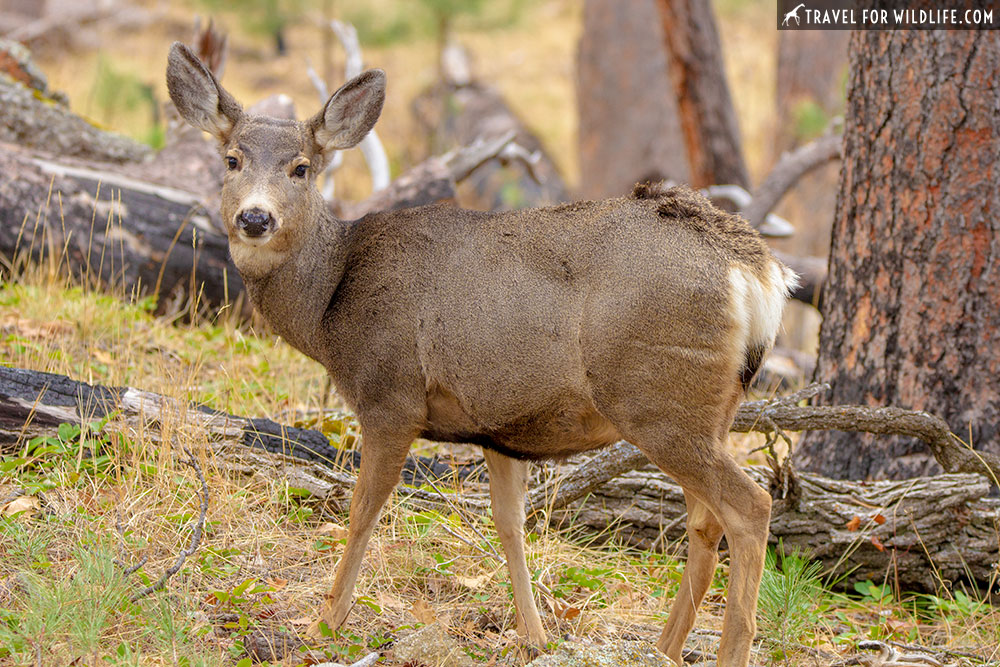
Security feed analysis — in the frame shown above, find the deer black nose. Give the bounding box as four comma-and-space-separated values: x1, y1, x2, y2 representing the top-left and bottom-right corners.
238, 208, 273, 237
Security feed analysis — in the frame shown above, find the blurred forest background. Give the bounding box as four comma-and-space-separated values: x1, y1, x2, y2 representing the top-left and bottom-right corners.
0, 0, 848, 371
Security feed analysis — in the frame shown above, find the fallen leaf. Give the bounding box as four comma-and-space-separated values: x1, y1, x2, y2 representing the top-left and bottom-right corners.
2, 495, 39, 517
846, 515, 861, 531
871, 535, 885, 552
266, 578, 288, 590
873, 513, 886, 525
547, 597, 581, 621
557, 605, 581, 621
93, 349, 114, 365
410, 598, 438, 625
316, 522, 349, 540
375, 590, 406, 611
455, 574, 491, 590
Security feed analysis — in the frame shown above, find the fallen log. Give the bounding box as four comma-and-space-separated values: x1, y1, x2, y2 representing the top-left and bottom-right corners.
558, 465, 998, 592
0, 41, 151, 164
0, 142, 242, 316
1, 366, 996, 590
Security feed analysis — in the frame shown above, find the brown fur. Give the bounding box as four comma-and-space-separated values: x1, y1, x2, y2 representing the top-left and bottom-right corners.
632, 182, 771, 274
167, 42, 793, 667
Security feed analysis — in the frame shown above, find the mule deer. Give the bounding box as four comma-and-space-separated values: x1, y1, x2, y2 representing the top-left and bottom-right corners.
167, 42, 796, 667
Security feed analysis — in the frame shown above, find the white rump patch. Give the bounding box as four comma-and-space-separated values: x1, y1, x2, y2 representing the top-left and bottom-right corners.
729, 262, 798, 351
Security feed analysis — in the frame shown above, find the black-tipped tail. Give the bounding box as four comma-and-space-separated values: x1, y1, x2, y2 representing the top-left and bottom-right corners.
739, 343, 767, 392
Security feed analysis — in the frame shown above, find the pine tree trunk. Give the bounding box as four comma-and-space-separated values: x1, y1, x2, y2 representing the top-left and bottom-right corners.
797, 30, 1000, 480
654, 0, 749, 189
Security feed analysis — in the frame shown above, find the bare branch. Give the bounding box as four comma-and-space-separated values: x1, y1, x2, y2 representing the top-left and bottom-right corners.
305, 59, 330, 100
442, 130, 542, 184
330, 20, 363, 79
328, 20, 390, 194
530, 383, 1000, 515
742, 132, 842, 229
129, 447, 209, 602
703, 184, 795, 238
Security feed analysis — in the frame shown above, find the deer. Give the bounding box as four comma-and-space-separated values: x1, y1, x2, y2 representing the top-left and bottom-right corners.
166, 41, 797, 667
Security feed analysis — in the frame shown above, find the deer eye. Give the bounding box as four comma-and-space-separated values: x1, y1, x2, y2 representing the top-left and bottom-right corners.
226, 156, 239, 170
293, 164, 308, 178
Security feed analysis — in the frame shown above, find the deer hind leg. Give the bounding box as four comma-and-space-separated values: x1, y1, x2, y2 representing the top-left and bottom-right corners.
309, 429, 410, 639
634, 430, 771, 667
482, 448, 547, 647
657, 492, 724, 664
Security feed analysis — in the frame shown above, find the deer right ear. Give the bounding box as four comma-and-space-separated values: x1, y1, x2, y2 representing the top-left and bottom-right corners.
309, 69, 386, 157
166, 42, 243, 144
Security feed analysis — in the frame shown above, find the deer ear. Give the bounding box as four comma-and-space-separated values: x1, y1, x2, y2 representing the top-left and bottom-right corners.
309, 69, 385, 156
166, 42, 243, 144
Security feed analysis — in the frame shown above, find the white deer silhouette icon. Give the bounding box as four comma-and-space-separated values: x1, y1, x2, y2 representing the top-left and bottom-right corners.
782, 3, 806, 26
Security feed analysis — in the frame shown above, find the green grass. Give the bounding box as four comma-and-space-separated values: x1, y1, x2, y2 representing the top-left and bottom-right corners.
758, 545, 828, 661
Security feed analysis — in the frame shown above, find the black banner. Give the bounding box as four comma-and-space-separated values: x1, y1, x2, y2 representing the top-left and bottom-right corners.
777, 0, 1000, 29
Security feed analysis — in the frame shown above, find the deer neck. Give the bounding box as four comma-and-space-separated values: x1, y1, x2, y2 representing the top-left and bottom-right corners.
239, 213, 351, 362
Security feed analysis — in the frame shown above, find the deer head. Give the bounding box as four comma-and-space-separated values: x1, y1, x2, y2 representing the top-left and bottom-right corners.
165, 42, 385, 278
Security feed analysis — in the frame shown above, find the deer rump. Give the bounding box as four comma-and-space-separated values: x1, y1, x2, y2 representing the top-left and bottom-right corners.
324, 183, 793, 462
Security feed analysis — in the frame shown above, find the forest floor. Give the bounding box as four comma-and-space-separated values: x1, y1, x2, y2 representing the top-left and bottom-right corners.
1, 252, 997, 666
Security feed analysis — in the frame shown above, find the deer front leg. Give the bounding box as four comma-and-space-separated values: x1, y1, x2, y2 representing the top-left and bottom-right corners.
483, 449, 547, 647
309, 431, 410, 639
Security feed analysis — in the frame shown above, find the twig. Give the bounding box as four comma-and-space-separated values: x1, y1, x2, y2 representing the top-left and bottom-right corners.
0, 487, 26, 507
129, 447, 209, 602
682, 648, 717, 663
417, 468, 502, 561
888, 641, 989, 663
742, 131, 843, 229
732, 384, 1000, 482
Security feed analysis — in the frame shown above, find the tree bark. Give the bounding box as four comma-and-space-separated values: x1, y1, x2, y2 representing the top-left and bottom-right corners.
575, 0, 689, 198
798, 31, 1000, 480
654, 0, 749, 189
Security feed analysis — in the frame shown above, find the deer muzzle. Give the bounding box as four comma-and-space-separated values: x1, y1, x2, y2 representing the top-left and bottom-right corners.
237, 208, 275, 238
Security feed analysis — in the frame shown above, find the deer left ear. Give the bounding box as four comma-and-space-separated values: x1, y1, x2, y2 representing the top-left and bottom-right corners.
309, 69, 386, 157
166, 42, 243, 144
